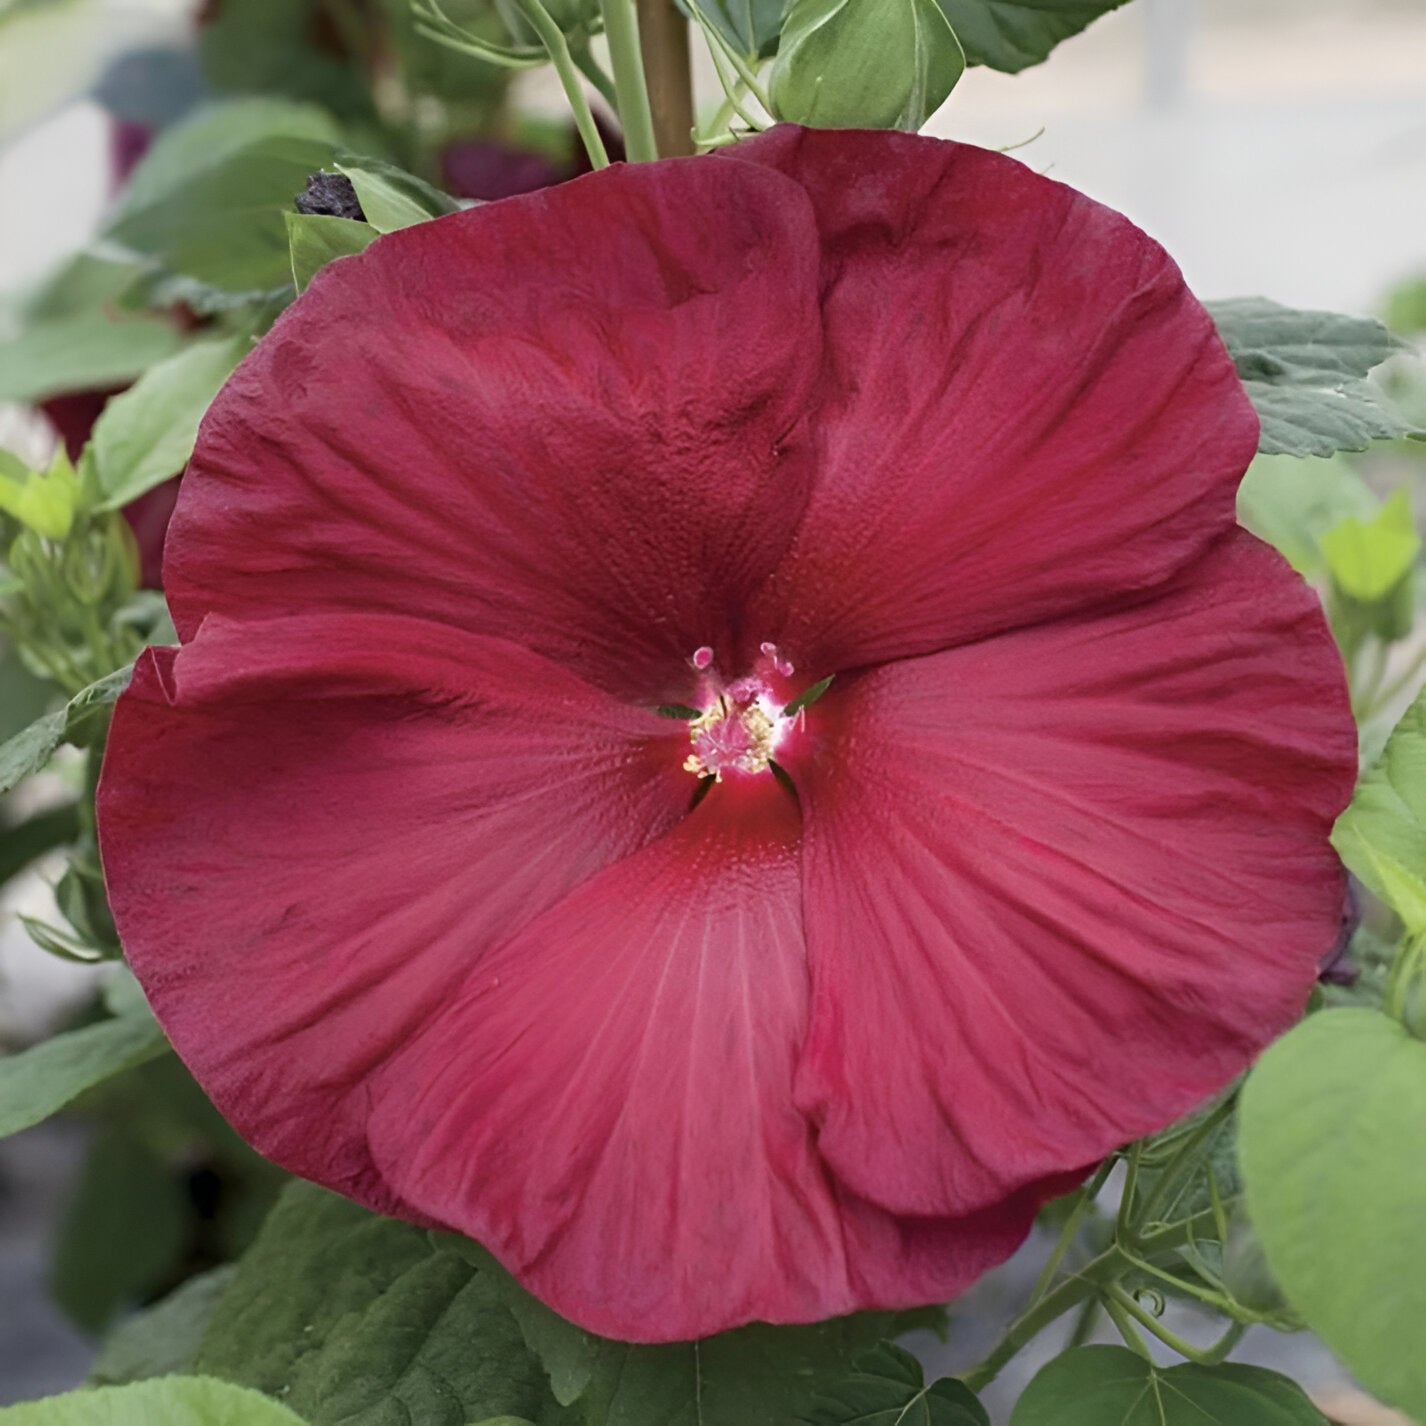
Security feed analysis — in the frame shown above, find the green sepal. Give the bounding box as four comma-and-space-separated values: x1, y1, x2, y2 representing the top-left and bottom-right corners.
784, 673, 834, 717
285, 211, 379, 295
333, 152, 461, 233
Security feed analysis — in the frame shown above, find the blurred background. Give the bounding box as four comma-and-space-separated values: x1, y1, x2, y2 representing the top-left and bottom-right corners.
1, 0, 1423, 1418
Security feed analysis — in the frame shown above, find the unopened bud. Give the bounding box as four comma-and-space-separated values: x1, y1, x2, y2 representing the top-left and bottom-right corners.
770, 0, 965, 132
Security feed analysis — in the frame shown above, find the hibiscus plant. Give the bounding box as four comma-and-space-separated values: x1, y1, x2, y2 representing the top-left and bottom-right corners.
0, 1, 1424, 1423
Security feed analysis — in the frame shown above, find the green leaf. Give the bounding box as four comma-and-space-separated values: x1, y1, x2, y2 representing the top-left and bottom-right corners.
934, 0, 1130, 72
1236, 453, 1377, 577
1332, 688, 1426, 927
1009, 1345, 1327, 1425
684, 0, 786, 56
199, 0, 377, 122
0, 1008, 166, 1139
91, 1267, 238, 1386
807, 1342, 987, 1425
1239, 1009, 1426, 1424
1210, 298, 1413, 457
0, 665, 132, 798
333, 153, 460, 233
1319, 487, 1420, 603
0, 1375, 308, 1425
0, 802, 81, 890
771, 0, 965, 131
285, 212, 378, 294
109, 135, 339, 293
195, 1183, 569, 1426
0, 309, 186, 406
454, 1239, 924, 1425
0, 708, 68, 794
51, 1126, 191, 1334
90, 334, 249, 509
0, 446, 80, 539
114, 98, 342, 222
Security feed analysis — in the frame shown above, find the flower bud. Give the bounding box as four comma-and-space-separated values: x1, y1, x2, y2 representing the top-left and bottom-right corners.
770, 0, 965, 132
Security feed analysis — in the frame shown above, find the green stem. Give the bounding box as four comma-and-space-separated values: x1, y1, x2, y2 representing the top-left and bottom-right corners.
416, 0, 546, 66
572, 42, 619, 109
1352, 636, 1390, 719
704, 40, 765, 133
1387, 934, 1425, 1023
961, 1250, 1118, 1392
1117, 1141, 1142, 1238
685, 0, 771, 109
1105, 1286, 1247, 1365
1137, 1205, 1231, 1254
1027, 1159, 1114, 1308
1103, 1292, 1155, 1362
598, 0, 659, 160
961, 1207, 1237, 1392
508, 0, 611, 167
1066, 1297, 1103, 1349
1129, 1097, 1234, 1239
1361, 643, 1426, 722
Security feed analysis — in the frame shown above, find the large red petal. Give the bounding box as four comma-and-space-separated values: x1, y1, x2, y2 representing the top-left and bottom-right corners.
363, 777, 1049, 1340
780, 532, 1355, 1218
97, 613, 688, 1214
724, 126, 1259, 674
167, 158, 823, 704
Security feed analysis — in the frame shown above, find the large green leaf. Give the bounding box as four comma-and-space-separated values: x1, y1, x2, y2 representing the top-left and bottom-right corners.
0, 309, 186, 405
806, 1342, 987, 1425
91, 1268, 238, 1386
1332, 688, 1426, 928
0, 996, 166, 1140
934, 0, 1130, 71
199, 0, 376, 121
109, 135, 339, 293
1210, 298, 1412, 457
0, 1376, 307, 1425
114, 98, 341, 223
455, 1239, 931, 1426
90, 333, 249, 509
1009, 1345, 1327, 1425
194, 1184, 570, 1426
51, 1126, 190, 1334
1239, 1009, 1426, 1424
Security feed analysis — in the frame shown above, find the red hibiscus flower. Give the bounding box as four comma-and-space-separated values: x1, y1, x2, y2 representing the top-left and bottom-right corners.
97, 127, 1357, 1342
